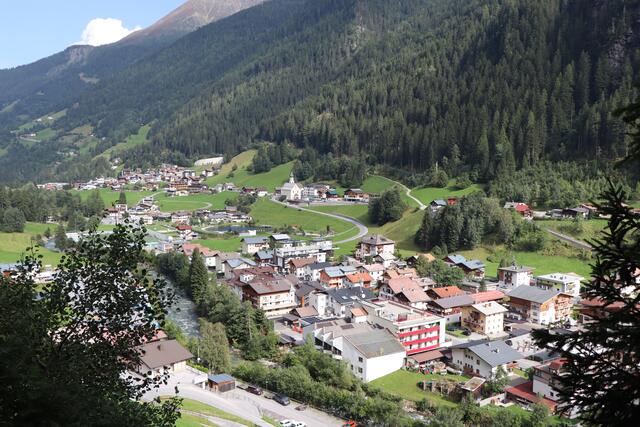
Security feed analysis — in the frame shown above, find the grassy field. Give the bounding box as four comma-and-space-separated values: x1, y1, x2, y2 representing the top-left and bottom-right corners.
411, 181, 484, 205
362, 176, 419, 207
370, 370, 464, 408
457, 246, 592, 278
74, 188, 155, 207
204, 151, 294, 192
537, 218, 607, 243
155, 192, 236, 213
311, 204, 423, 256
0, 223, 62, 265
176, 413, 220, 427
194, 237, 243, 253
251, 199, 355, 237
100, 125, 151, 158
175, 398, 255, 427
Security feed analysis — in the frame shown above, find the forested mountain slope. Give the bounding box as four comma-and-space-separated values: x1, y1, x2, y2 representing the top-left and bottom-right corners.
0, 0, 265, 136
1, 0, 639, 184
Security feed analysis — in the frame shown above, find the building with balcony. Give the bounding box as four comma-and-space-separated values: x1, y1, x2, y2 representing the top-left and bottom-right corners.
535, 273, 584, 299
497, 265, 535, 289
355, 235, 395, 260
460, 301, 508, 336
505, 286, 573, 325
451, 340, 522, 378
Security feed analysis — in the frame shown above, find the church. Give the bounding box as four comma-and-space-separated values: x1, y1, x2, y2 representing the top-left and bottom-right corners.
280, 172, 303, 201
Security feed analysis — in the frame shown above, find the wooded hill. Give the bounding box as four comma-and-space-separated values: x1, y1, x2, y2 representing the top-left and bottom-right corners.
0, 0, 638, 184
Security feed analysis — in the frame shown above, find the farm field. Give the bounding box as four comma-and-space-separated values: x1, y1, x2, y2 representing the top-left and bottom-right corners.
204, 151, 294, 192
0, 223, 62, 265
410, 181, 484, 205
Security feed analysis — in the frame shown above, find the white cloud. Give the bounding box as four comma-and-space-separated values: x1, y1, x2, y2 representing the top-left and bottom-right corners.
76, 18, 141, 47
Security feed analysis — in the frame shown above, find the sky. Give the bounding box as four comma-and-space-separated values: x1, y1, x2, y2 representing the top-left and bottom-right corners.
0, 0, 184, 69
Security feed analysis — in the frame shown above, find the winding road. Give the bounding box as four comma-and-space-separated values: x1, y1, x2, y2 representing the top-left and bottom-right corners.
270, 198, 368, 244
373, 175, 426, 210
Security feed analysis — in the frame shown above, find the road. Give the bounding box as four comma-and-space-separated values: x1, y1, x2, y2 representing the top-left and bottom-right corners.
142, 370, 343, 427
270, 199, 368, 244
544, 228, 592, 251
374, 175, 426, 210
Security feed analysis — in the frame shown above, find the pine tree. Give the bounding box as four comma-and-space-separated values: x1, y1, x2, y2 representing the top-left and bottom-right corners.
188, 248, 209, 306
118, 191, 127, 206
54, 224, 68, 251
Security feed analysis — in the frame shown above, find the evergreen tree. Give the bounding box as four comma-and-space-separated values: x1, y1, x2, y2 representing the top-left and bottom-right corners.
2, 207, 25, 233
85, 190, 105, 217
118, 191, 127, 206
54, 224, 68, 251
188, 248, 209, 306
198, 320, 231, 374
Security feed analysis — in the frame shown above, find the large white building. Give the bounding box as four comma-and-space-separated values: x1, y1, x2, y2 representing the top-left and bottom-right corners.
450, 340, 522, 378
497, 265, 534, 289
304, 319, 406, 382
535, 273, 584, 299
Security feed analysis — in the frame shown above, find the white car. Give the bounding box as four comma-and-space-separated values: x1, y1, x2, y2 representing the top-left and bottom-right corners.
292, 423, 307, 427
280, 421, 294, 427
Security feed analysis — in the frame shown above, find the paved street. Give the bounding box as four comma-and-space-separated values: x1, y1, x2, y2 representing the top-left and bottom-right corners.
142, 370, 343, 427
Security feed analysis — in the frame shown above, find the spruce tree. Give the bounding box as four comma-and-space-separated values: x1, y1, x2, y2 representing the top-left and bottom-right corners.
188, 248, 209, 306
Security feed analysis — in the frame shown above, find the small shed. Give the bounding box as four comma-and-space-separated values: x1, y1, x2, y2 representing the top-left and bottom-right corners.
208, 373, 236, 393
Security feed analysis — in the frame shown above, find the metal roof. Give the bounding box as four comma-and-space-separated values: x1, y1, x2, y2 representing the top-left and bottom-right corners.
344, 329, 405, 358
460, 340, 522, 367
507, 285, 561, 304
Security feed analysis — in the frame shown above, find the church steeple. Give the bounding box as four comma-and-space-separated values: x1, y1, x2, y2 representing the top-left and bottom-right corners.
288, 172, 295, 184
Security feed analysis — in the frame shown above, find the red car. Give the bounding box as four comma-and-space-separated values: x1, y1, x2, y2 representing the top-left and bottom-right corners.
246, 385, 263, 395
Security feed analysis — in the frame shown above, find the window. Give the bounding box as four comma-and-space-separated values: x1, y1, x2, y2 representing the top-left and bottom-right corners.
358, 357, 363, 363
358, 367, 363, 374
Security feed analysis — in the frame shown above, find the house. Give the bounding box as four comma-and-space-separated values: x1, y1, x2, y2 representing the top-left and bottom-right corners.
562, 207, 589, 219
241, 236, 270, 255
243, 277, 297, 318
215, 252, 241, 275
379, 277, 431, 310
505, 361, 567, 413
256, 187, 269, 197
427, 294, 475, 323
325, 286, 376, 317
207, 374, 236, 393
498, 265, 535, 289
365, 300, 446, 356
302, 261, 333, 282
535, 273, 584, 299
291, 306, 319, 318
442, 255, 485, 280
505, 382, 557, 413
356, 235, 395, 260
360, 263, 385, 284
458, 279, 499, 294
505, 286, 573, 325
450, 340, 522, 378
374, 252, 396, 268
181, 243, 219, 269
136, 339, 193, 375
273, 239, 331, 271
470, 290, 505, 304
280, 173, 303, 201
320, 266, 357, 288
504, 202, 533, 218
288, 257, 316, 278
344, 272, 373, 288
223, 258, 257, 278
254, 250, 273, 267
343, 188, 369, 202
427, 286, 465, 300
297, 282, 329, 316
460, 301, 508, 336
171, 211, 191, 224
304, 319, 405, 382
406, 253, 436, 267
430, 199, 448, 212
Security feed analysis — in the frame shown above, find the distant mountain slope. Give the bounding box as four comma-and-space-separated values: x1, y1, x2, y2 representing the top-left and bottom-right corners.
1, 0, 638, 185
0, 0, 267, 132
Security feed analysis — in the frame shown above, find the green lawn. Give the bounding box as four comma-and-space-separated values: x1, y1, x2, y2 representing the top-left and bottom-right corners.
411, 181, 483, 205
175, 398, 256, 427
176, 413, 220, 427
251, 199, 354, 237
155, 192, 236, 212
205, 151, 294, 192
35, 127, 57, 142
74, 188, 155, 208
0, 223, 62, 265
370, 370, 464, 408
537, 218, 607, 243
194, 237, 243, 253
457, 246, 592, 278
362, 176, 419, 207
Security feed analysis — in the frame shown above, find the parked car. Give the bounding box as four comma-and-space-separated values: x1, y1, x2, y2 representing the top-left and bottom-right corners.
246, 385, 263, 395
292, 422, 306, 427
280, 420, 294, 427
462, 330, 471, 336
274, 393, 291, 406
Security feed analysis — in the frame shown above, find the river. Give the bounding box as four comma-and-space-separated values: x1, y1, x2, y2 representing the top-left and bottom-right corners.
165, 278, 200, 337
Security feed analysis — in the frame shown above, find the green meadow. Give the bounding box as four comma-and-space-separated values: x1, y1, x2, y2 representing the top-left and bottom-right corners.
0, 223, 62, 265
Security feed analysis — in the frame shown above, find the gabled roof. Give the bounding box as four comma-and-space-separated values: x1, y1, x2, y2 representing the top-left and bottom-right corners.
363, 263, 385, 273
456, 340, 522, 367
327, 286, 375, 304
242, 236, 269, 245
138, 339, 193, 369
431, 199, 448, 206
345, 272, 373, 284
289, 257, 316, 269
507, 285, 562, 304
255, 250, 273, 260
430, 294, 474, 309
471, 290, 505, 303
361, 235, 395, 246
292, 306, 319, 318
307, 261, 333, 270
429, 286, 465, 299
460, 260, 485, 270
226, 258, 257, 269
271, 234, 291, 241
470, 301, 508, 316
248, 279, 293, 295
375, 252, 396, 261
386, 278, 430, 303
208, 373, 235, 384
444, 254, 467, 265
498, 265, 535, 273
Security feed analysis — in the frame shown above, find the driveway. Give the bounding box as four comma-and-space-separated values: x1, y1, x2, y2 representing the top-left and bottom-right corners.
142, 370, 343, 427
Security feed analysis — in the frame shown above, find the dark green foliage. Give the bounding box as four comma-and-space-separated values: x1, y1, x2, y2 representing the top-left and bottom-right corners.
533, 184, 640, 424
293, 147, 367, 187
54, 224, 68, 251
251, 143, 296, 173
118, 191, 127, 205
368, 187, 407, 226
417, 259, 465, 286
84, 189, 105, 217
198, 320, 231, 374
155, 251, 190, 290
0, 223, 180, 426
1, 207, 25, 232
483, 366, 509, 395
188, 248, 209, 305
